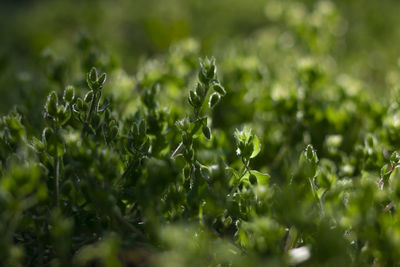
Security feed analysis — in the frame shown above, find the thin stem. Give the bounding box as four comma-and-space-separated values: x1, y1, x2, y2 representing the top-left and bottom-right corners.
171, 82, 211, 159
81, 91, 98, 137
240, 157, 251, 178
171, 142, 184, 158
115, 160, 134, 185
171, 118, 205, 159
53, 156, 59, 207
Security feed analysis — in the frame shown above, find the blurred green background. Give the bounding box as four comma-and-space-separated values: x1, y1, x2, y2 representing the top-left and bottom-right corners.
1, 0, 400, 114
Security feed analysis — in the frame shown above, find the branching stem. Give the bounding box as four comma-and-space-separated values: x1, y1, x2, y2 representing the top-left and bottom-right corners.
81, 92, 98, 137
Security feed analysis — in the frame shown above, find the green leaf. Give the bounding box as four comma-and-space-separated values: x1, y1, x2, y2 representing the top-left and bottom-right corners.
250, 170, 270, 185
45, 91, 58, 117
84, 91, 93, 103
63, 86, 75, 103
202, 125, 211, 140
249, 174, 257, 185
208, 92, 220, 108
58, 106, 71, 126
250, 134, 260, 158
88, 67, 97, 82
98, 73, 107, 86
31, 137, 45, 153
212, 83, 226, 96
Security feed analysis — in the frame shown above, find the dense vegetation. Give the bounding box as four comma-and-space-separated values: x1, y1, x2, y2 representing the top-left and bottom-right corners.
2, 0, 400, 266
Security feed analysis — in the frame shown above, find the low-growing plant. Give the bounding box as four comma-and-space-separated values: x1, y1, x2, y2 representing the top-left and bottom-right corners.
2, 1, 400, 265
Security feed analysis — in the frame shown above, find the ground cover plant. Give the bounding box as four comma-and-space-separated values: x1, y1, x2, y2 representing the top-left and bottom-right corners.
3, 0, 400, 266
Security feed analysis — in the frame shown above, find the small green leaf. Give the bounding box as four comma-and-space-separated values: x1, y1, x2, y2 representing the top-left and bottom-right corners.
195, 83, 205, 97
250, 134, 260, 158
88, 67, 97, 82
189, 90, 201, 107
98, 73, 107, 86
74, 98, 84, 112
251, 170, 270, 185
213, 83, 226, 96
32, 137, 45, 153
45, 91, 58, 117
207, 64, 216, 79
249, 174, 257, 185
63, 86, 75, 103
57, 106, 71, 126
84, 91, 93, 103
202, 125, 211, 140
198, 69, 208, 84
208, 93, 220, 108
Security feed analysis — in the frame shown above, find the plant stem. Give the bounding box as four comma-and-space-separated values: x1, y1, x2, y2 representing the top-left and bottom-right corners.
239, 157, 251, 178
171, 142, 183, 158
53, 156, 59, 207
81, 92, 98, 137
115, 160, 134, 185
171, 118, 205, 158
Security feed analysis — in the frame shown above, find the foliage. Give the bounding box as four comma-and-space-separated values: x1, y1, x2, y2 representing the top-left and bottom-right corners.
2, 0, 400, 266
